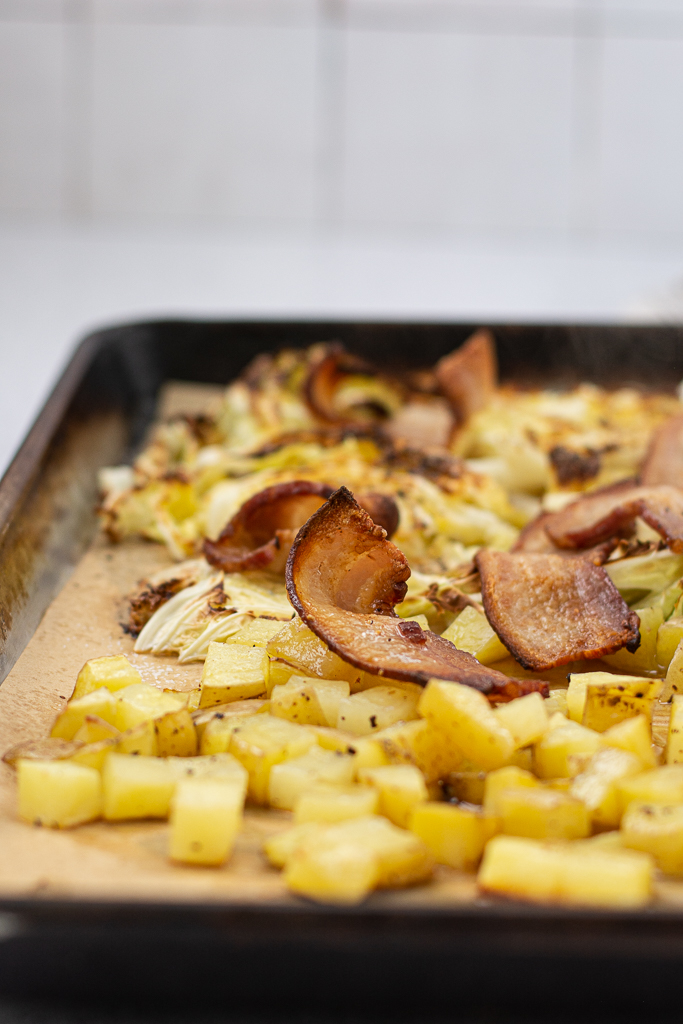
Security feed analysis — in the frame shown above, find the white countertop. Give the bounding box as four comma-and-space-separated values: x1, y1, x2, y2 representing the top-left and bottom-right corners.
2, 220, 683, 477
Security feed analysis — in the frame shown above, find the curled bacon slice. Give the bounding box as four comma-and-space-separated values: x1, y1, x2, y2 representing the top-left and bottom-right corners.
286, 486, 548, 702
476, 549, 641, 672
204, 482, 401, 575
543, 481, 683, 553
434, 329, 497, 424
512, 511, 617, 565
641, 412, 683, 489
304, 344, 402, 426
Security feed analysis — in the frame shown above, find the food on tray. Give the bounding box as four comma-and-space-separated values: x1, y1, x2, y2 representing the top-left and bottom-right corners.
11, 328, 683, 909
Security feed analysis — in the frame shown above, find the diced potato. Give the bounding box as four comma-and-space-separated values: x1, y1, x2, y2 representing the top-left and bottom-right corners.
545, 689, 569, 717
271, 677, 349, 727
566, 675, 588, 723
70, 738, 118, 770
185, 689, 201, 712
266, 659, 296, 694
581, 674, 662, 733
570, 747, 643, 828
73, 715, 120, 745
483, 766, 539, 816
601, 714, 658, 769
18, 759, 101, 828
440, 606, 508, 665
154, 708, 197, 757
3, 737, 81, 767
616, 764, 683, 814
353, 718, 463, 782
102, 753, 178, 820
478, 835, 653, 908
442, 770, 487, 805
657, 617, 683, 673
357, 765, 428, 828
409, 802, 497, 870
115, 683, 186, 732
172, 752, 248, 792
229, 714, 317, 804
419, 680, 514, 771
268, 747, 355, 810
602, 606, 664, 674
225, 618, 290, 649
294, 784, 379, 824
72, 655, 142, 700
533, 719, 602, 779
284, 815, 433, 903
200, 710, 260, 756
267, 618, 374, 692
50, 688, 119, 740
264, 822, 323, 868
663, 640, 683, 701
199, 642, 268, 708
192, 699, 266, 741
667, 694, 683, 765
309, 726, 357, 754
621, 802, 683, 874
497, 786, 589, 840
336, 684, 421, 736
494, 692, 549, 749
169, 778, 244, 866
116, 720, 157, 756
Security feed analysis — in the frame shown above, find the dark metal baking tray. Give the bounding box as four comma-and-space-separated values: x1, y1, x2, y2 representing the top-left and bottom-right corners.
2, 319, 683, 1013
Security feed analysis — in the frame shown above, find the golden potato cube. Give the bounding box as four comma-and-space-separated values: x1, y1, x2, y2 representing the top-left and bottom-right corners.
184, 689, 201, 712
70, 738, 118, 770
193, 699, 266, 741
603, 606, 664, 674
582, 675, 662, 733
225, 617, 290, 648
497, 786, 590, 840
442, 770, 487, 805
478, 835, 652, 908
170, 753, 248, 794
229, 713, 317, 804
336, 684, 421, 736
621, 802, 683, 874
73, 714, 120, 745
602, 714, 658, 769
440, 606, 508, 665
570, 747, 644, 828
263, 822, 322, 868
200, 710, 258, 755
494, 692, 549, 749
657, 617, 683, 673
72, 654, 142, 700
18, 759, 101, 828
267, 618, 371, 691
169, 778, 244, 866
354, 718, 462, 782
268, 747, 355, 810
51, 687, 119, 740
545, 689, 569, 718
271, 677, 349, 727
309, 726, 357, 754
409, 802, 496, 870
566, 675, 588, 723
154, 708, 198, 757
667, 694, 683, 764
483, 766, 539, 816
116, 720, 157, 756
115, 683, 185, 732
102, 753, 178, 819
663, 639, 683, 701
616, 764, 683, 814
534, 719, 602, 779
419, 680, 514, 771
294, 784, 379, 824
266, 659, 296, 694
199, 642, 269, 708
357, 764, 428, 828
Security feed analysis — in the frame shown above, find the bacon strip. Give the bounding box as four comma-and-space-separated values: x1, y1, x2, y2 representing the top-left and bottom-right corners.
476, 549, 640, 672
641, 412, 683, 489
434, 329, 497, 424
286, 487, 548, 702
512, 512, 617, 565
544, 481, 683, 553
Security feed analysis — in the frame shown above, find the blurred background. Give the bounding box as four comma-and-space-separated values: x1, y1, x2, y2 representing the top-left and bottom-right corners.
2, 0, 683, 470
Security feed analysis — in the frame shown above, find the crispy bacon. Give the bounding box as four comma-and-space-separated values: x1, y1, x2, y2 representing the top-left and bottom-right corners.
476, 549, 641, 672
641, 412, 683, 489
512, 511, 617, 565
434, 329, 497, 424
304, 344, 400, 425
544, 481, 683, 553
286, 486, 548, 702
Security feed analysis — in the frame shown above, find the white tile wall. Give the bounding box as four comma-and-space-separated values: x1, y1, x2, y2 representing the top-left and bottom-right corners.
1, 0, 683, 240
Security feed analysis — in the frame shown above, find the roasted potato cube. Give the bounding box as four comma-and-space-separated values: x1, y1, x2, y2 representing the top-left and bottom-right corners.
667, 694, 683, 764
570, 747, 644, 828
545, 688, 569, 718
352, 718, 462, 782
566, 674, 588, 723
200, 710, 258, 756
267, 618, 374, 692
419, 681, 514, 771
621, 802, 683, 874
229, 714, 317, 804
263, 822, 322, 868
336, 684, 421, 736
266, 659, 296, 694
657, 617, 683, 673
294, 784, 379, 824
616, 764, 683, 814
115, 683, 186, 732
154, 708, 198, 757
357, 764, 428, 828
18, 759, 101, 828
309, 726, 357, 754
534, 719, 602, 779
496, 786, 589, 840
603, 606, 664, 674
479, 835, 653, 908
441, 770, 487, 806
494, 692, 549, 748
169, 778, 244, 866
116, 720, 157, 756
581, 674, 662, 733
268, 747, 355, 810
73, 715, 120, 745
409, 802, 497, 870
102, 753, 178, 820
483, 765, 539, 816
601, 714, 658, 769
192, 699, 267, 741
70, 738, 118, 770
225, 618, 291, 649
51, 687, 119, 740
663, 639, 683, 701
199, 642, 268, 707
440, 606, 508, 665
271, 677, 349, 727
72, 654, 142, 700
